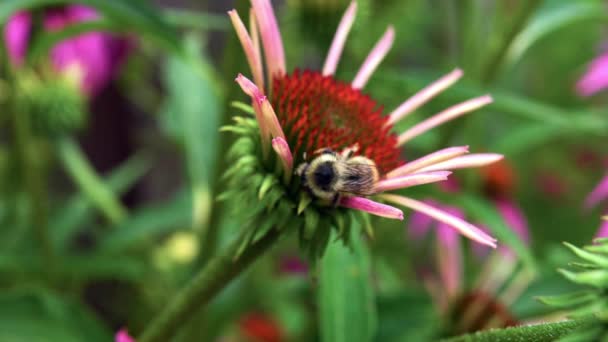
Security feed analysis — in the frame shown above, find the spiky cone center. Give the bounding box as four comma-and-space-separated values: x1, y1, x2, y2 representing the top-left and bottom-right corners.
272, 70, 402, 173
223, 71, 400, 258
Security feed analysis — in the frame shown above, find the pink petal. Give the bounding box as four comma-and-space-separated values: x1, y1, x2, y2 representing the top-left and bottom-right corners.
4, 11, 32, 66
585, 175, 608, 209
236, 73, 270, 152
250, 8, 262, 83
386, 69, 463, 126
352, 26, 394, 90
322, 1, 357, 76
251, 0, 286, 80
339, 196, 403, 220
236, 74, 286, 154
396, 95, 493, 146
382, 194, 497, 248
228, 9, 265, 90
115, 329, 135, 342
494, 198, 530, 245
385, 146, 469, 179
595, 219, 608, 239
576, 52, 608, 97
418, 153, 503, 173
374, 171, 451, 193
272, 137, 293, 181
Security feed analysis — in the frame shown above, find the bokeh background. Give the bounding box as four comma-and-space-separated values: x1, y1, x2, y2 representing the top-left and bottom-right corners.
1, 0, 607, 341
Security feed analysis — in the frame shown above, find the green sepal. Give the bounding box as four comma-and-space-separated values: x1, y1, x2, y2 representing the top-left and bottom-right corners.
303, 209, 320, 240
557, 325, 602, 342
537, 291, 597, 308
558, 268, 608, 288
297, 194, 313, 215
258, 174, 277, 199
564, 242, 608, 268
585, 243, 608, 254
231, 101, 255, 115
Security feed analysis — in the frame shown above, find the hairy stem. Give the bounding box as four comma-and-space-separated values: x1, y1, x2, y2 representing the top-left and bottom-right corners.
138, 227, 282, 342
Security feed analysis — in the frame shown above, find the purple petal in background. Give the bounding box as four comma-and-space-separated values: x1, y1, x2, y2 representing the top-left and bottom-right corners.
586, 175, 608, 209
4, 11, 32, 66
577, 52, 608, 97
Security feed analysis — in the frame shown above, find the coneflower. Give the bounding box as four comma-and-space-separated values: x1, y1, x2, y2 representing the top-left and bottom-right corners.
225, 0, 502, 257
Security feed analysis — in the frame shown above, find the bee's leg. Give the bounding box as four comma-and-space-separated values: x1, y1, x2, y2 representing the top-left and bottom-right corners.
331, 193, 342, 207
341, 144, 359, 158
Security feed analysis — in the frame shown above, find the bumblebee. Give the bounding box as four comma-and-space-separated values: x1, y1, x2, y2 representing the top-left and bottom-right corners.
296, 146, 379, 205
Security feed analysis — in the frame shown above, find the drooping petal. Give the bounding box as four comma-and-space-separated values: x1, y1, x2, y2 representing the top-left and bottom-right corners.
228, 9, 264, 90
494, 198, 530, 245
236, 73, 270, 151
386, 69, 463, 126
4, 11, 32, 66
251, 0, 286, 79
272, 137, 293, 182
576, 52, 608, 97
436, 207, 464, 299
352, 26, 394, 89
340, 196, 404, 220
115, 329, 135, 342
418, 153, 503, 173
322, 1, 357, 76
408, 201, 436, 240
385, 146, 469, 179
382, 194, 497, 248
374, 171, 451, 193
397, 95, 493, 146
585, 175, 608, 209
236, 73, 286, 144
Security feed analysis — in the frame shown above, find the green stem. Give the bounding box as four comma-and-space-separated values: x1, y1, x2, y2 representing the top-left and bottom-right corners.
443, 317, 597, 342
138, 227, 282, 342
11, 98, 54, 267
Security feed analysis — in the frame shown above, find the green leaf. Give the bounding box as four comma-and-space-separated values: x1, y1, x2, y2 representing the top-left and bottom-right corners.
455, 194, 536, 271
490, 124, 564, 155
98, 190, 192, 252
50, 153, 150, 249
318, 227, 377, 342
162, 34, 223, 235
0, 0, 181, 54
504, 2, 608, 71
0, 289, 111, 342
162, 8, 229, 31
56, 136, 127, 225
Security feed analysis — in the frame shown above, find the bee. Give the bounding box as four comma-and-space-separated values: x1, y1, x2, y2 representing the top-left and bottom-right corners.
295, 146, 379, 205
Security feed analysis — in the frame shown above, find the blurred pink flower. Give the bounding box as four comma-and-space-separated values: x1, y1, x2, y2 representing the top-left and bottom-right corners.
586, 174, 608, 209
4, 5, 131, 96
577, 52, 608, 97
115, 329, 135, 342
278, 255, 308, 275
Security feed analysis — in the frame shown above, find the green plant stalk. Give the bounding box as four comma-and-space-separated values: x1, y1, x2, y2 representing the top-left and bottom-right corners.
138, 227, 282, 342
56, 136, 128, 225
443, 317, 596, 342
11, 100, 54, 267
